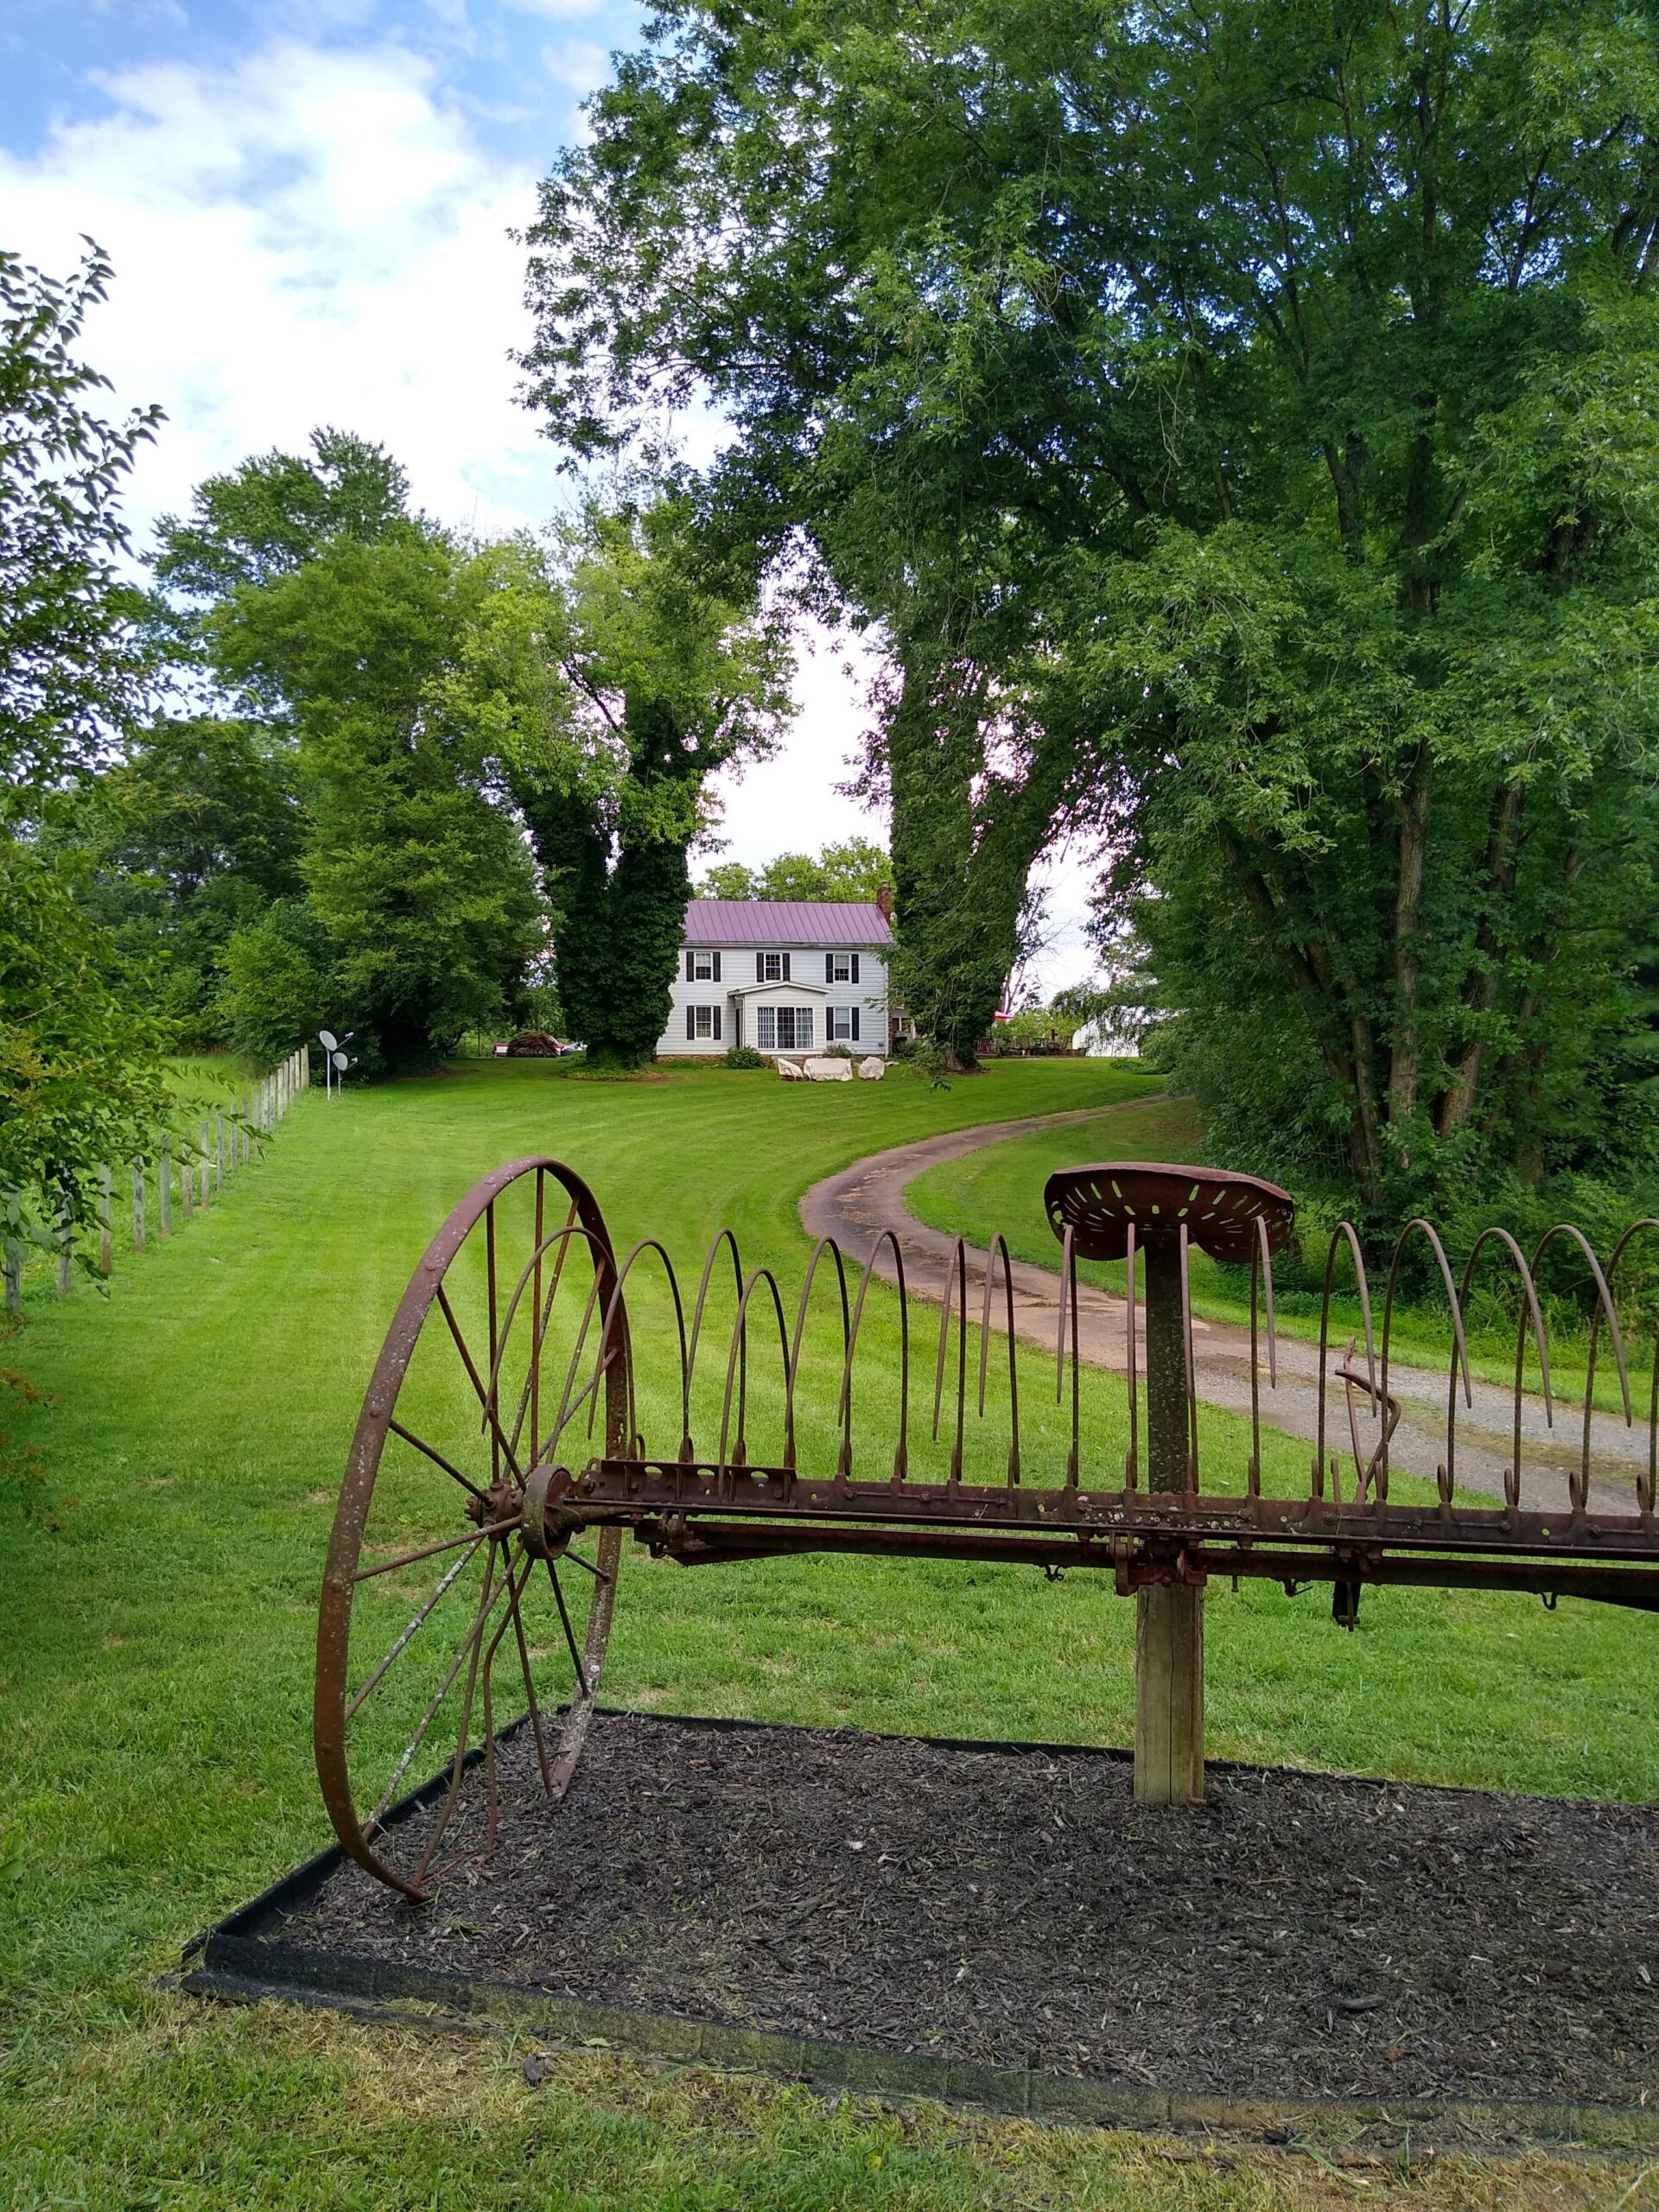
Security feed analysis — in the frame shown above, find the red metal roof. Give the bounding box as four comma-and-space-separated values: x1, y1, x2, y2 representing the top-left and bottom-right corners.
683, 899, 893, 949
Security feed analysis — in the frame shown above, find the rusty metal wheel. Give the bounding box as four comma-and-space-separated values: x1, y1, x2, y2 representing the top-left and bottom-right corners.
315, 1157, 626, 1899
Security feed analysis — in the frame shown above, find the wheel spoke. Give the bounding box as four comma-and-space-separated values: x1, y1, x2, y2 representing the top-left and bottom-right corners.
346, 1544, 479, 1721
365, 1552, 513, 1834
505, 1554, 554, 1794
556, 1543, 612, 1581
436, 1284, 524, 1483
386, 1417, 488, 1503
547, 1560, 589, 1697
350, 1519, 516, 1585
412, 1540, 502, 1885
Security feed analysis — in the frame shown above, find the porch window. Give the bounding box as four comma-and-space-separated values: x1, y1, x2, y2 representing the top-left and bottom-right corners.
756, 1006, 814, 1051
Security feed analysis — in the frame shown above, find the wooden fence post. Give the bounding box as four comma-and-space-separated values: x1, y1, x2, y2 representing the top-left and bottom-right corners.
159, 1142, 173, 1236
198, 1121, 211, 1206
216, 1113, 226, 1192
99, 1166, 113, 1277
180, 1146, 193, 1220
3, 1245, 19, 1315
56, 1183, 73, 1295
132, 1161, 146, 1253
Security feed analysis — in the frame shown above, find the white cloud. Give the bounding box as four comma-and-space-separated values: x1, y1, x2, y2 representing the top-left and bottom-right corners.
0, 40, 570, 539
540, 38, 610, 92
505, 0, 606, 18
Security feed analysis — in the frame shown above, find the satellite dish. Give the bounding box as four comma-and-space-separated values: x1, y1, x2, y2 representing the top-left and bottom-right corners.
332, 1051, 348, 1071
319, 1029, 338, 1052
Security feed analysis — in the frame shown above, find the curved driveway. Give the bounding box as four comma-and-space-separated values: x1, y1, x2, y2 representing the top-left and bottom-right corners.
800, 1103, 1647, 1516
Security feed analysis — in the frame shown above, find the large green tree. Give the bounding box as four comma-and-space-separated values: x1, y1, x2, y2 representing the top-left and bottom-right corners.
154, 437, 548, 1070
523, 0, 1659, 1191
2, 245, 170, 1287
508, 505, 793, 1069
699, 836, 889, 903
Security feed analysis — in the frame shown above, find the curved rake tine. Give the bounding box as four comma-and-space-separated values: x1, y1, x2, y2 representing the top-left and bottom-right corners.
1179, 1224, 1198, 1486
486, 1201, 499, 1484
1315, 1225, 1374, 1501
1460, 1226, 1553, 1512
1257, 1214, 1278, 1387
486, 1222, 610, 1463
1605, 1219, 1659, 1517
1056, 1224, 1080, 1488
788, 1237, 851, 1480
931, 1237, 969, 1483
685, 1229, 746, 1462
1534, 1222, 1633, 1513
840, 1230, 911, 1481
583, 1238, 689, 1461
1381, 1220, 1470, 1504
1247, 1230, 1262, 1497
717, 1266, 792, 1476
1124, 1224, 1139, 1489
976, 1234, 1020, 1484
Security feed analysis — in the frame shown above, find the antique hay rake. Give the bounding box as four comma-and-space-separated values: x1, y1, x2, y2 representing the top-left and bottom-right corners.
316, 1156, 1659, 1898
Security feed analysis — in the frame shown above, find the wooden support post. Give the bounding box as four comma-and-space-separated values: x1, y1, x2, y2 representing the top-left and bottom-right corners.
216, 1113, 226, 1192
99, 1165, 113, 1276
56, 1184, 73, 1295
1135, 1236, 1204, 1805
198, 1121, 210, 1205
159, 1143, 173, 1236
180, 1147, 193, 1220
3, 1244, 19, 1314
132, 1162, 146, 1252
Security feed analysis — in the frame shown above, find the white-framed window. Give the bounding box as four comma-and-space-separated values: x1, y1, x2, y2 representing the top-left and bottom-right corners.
755, 951, 790, 982
683, 1005, 722, 1041
689, 948, 720, 982
756, 1006, 814, 1051
828, 1006, 861, 1041
824, 952, 861, 983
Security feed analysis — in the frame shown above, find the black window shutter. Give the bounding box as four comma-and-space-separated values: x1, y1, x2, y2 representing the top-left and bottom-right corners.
756, 952, 764, 982
852, 954, 861, 984
782, 951, 791, 981
687, 950, 696, 982
851, 1007, 860, 1041
714, 1007, 722, 1040
685, 1007, 695, 1041
712, 950, 721, 982
825, 953, 834, 983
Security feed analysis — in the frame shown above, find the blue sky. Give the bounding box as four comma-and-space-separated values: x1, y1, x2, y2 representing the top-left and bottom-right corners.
1, 0, 1094, 987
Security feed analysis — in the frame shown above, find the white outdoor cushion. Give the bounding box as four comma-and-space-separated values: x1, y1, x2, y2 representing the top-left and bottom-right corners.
858, 1056, 886, 1080
803, 1056, 855, 1081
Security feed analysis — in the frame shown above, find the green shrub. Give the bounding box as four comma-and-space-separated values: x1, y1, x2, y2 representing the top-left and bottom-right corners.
723, 1044, 763, 1070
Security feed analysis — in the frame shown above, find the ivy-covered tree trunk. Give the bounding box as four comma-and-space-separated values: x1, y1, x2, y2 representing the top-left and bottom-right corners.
517, 701, 699, 1071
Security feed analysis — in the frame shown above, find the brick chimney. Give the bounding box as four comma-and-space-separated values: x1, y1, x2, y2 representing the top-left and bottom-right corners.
875, 883, 892, 923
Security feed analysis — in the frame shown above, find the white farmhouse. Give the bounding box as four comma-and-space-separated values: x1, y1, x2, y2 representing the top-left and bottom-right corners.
660, 896, 898, 1058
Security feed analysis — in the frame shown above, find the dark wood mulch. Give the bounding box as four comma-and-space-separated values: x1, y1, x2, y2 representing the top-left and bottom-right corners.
280, 1713, 1657, 2107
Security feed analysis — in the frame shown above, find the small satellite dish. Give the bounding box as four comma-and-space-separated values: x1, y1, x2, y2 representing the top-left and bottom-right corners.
319, 1029, 338, 1052
332, 1051, 348, 1071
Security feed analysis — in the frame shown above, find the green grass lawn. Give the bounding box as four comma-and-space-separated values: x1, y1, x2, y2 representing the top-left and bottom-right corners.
2, 1056, 1654, 2210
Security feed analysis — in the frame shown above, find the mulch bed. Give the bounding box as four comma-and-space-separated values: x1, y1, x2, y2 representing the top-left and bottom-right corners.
279, 1713, 1658, 2107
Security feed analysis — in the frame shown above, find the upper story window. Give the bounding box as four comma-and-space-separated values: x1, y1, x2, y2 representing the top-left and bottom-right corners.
756, 951, 791, 982
686, 949, 721, 982
824, 952, 861, 984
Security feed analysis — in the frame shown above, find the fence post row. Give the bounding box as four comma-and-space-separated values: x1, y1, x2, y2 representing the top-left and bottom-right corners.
12, 1049, 311, 1303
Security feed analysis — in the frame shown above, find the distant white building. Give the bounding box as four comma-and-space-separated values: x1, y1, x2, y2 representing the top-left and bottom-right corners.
661, 896, 899, 1058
